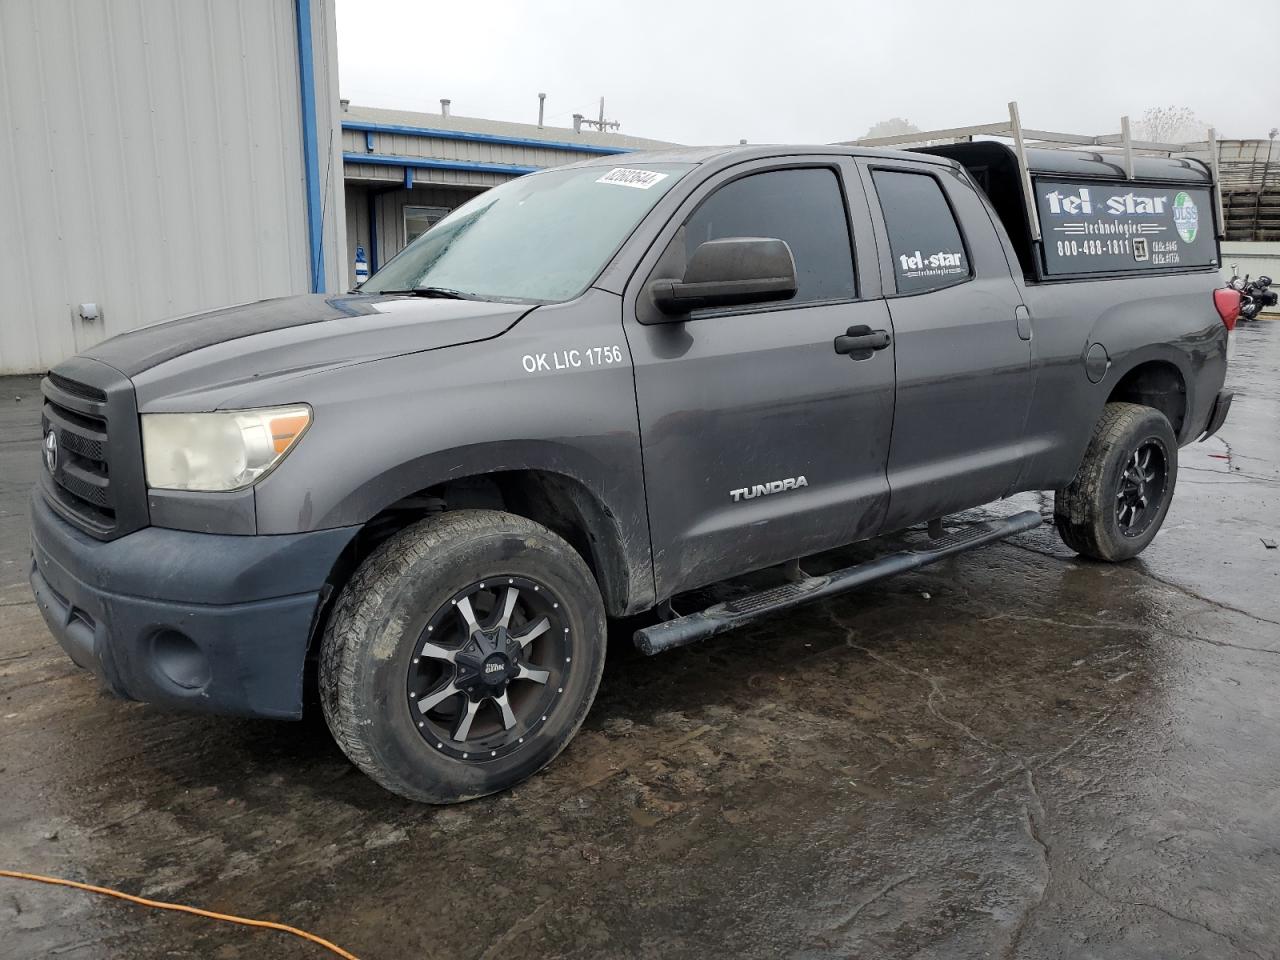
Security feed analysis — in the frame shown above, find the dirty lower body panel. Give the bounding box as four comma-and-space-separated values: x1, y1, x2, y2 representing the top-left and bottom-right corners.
28, 491, 356, 718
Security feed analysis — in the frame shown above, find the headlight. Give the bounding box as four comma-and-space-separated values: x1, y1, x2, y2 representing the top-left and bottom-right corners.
141, 405, 311, 491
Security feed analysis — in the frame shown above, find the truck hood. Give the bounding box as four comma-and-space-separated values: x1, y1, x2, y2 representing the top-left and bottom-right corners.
83, 293, 534, 409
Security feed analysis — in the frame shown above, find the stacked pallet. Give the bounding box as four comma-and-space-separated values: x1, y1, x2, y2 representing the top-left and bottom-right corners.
1218, 139, 1280, 242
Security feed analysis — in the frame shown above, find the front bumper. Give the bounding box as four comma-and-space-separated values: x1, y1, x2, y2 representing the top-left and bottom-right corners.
29, 491, 358, 719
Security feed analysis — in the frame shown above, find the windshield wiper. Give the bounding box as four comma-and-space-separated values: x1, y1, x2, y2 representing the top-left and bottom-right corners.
378, 286, 476, 300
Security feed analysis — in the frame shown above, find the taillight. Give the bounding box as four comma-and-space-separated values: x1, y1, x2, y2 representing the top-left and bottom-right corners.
1214, 288, 1241, 331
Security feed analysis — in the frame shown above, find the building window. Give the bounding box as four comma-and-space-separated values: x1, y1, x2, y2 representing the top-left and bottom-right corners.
871, 170, 971, 295
404, 205, 451, 245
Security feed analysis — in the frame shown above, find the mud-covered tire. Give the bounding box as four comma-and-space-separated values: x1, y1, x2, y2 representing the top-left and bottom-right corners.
1054, 402, 1178, 561
319, 509, 606, 803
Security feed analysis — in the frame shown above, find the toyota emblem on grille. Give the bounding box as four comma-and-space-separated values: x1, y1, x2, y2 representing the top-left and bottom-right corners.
43, 430, 59, 473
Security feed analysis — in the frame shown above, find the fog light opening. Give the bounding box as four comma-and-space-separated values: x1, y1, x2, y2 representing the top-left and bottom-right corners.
151, 629, 211, 691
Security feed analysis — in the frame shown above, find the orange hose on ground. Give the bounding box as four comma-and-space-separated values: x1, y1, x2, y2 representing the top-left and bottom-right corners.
0, 869, 361, 959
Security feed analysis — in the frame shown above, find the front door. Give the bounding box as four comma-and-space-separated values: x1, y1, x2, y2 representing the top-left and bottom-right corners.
859, 161, 1035, 529
625, 161, 896, 598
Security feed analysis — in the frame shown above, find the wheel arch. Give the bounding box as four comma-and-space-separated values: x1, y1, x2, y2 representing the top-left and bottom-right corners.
426, 467, 642, 620
311, 444, 654, 624
1105, 355, 1190, 441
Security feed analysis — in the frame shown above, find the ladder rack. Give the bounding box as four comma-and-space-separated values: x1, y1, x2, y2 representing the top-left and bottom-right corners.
840, 101, 1224, 241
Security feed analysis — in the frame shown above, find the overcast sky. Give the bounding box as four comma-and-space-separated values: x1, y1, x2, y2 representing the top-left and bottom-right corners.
335, 0, 1277, 144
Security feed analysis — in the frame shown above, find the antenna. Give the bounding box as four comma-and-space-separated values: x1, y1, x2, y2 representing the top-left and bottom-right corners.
578, 96, 620, 133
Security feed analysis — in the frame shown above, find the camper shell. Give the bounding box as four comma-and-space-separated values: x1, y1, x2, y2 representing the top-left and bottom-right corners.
849, 101, 1224, 284
917, 143, 1217, 282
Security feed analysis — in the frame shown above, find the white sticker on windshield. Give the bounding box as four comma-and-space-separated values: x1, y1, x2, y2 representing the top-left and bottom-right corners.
596, 168, 668, 189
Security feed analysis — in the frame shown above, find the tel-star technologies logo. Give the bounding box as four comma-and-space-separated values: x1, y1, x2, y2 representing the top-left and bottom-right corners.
1173, 191, 1199, 243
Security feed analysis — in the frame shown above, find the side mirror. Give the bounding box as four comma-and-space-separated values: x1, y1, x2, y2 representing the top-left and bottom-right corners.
649, 237, 797, 316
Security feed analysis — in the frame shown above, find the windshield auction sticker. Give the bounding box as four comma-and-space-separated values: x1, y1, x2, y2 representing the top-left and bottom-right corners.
1035, 179, 1216, 276
596, 168, 669, 189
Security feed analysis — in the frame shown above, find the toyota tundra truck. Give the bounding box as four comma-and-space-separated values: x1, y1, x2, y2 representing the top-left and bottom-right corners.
30, 143, 1239, 802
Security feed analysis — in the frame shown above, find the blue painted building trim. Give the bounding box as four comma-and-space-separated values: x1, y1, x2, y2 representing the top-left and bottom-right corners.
346, 152, 543, 177
403, 166, 413, 190
342, 120, 633, 156
366, 191, 379, 272
294, 0, 325, 293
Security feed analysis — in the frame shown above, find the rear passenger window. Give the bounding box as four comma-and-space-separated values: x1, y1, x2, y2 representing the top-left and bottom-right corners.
683, 168, 856, 305
872, 169, 970, 295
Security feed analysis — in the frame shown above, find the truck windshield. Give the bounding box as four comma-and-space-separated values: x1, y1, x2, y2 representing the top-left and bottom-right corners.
361, 163, 693, 303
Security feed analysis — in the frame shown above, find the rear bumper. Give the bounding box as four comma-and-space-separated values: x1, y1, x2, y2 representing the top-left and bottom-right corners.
29, 491, 358, 719
1198, 390, 1233, 442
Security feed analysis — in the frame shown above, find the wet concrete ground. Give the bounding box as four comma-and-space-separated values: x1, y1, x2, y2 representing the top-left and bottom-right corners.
1, 323, 1277, 960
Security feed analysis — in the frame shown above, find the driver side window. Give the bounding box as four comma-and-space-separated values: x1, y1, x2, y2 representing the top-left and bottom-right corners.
681, 168, 857, 305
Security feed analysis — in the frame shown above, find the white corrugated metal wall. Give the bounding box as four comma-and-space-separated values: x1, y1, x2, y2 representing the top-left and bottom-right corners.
0, 0, 345, 374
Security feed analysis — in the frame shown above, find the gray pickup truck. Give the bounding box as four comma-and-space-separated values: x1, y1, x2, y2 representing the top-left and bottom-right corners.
31, 143, 1239, 802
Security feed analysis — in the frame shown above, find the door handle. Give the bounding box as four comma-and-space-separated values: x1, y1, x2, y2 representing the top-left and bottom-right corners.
834, 325, 892, 359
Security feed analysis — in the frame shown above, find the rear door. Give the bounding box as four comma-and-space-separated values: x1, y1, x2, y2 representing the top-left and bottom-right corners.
859, 160, 1035, 529
624, 158, 896, 598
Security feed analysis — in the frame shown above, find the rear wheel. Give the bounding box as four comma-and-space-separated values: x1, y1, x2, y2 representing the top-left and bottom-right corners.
319, 510, 606, 803
1054, 402, 1178, 561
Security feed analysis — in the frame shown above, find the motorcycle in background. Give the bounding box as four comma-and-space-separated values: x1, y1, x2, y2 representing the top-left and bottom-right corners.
1228, 268, 1278, 322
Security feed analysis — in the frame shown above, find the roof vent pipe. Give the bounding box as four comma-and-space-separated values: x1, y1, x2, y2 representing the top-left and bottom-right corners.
538, 92, 546, 128
440, 98, 451, 117
340, 98, 350, 112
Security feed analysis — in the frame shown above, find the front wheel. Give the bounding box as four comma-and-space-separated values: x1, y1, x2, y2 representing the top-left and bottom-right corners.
319, 510, 606, 803
1054, 402, 1178, 562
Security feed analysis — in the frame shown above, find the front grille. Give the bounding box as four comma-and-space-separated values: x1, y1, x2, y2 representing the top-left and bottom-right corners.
39, 360, 147, 540
43, 391, 115, 528
48, 371, 107, 403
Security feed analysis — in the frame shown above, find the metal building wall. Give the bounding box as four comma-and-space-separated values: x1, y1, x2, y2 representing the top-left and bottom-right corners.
0, 0, 346, 374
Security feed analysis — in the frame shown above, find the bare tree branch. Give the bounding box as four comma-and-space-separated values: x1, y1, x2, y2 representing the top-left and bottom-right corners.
862, 117, 920, 140
1137, 106, 1205, 143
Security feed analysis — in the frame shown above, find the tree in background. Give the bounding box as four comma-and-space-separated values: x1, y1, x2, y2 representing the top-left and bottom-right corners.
862, 118, 921, 140
1137, 106, 1206, 144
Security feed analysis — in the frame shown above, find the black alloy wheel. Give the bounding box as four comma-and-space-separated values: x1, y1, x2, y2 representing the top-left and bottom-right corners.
1115, 439, 1169, 538
406, 576, 569, 760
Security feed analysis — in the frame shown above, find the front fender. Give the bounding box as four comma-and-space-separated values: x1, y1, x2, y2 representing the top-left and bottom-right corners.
249, 290, 655, 612
333, 443, 649, 614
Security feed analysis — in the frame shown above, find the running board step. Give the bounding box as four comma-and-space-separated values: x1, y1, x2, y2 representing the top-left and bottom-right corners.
633, 510, 1042, 656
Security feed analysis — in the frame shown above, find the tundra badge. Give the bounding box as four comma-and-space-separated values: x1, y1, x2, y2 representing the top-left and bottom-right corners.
730, 476, 808, 503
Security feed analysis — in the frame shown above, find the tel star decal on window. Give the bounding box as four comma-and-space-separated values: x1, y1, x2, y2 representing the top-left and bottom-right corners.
898, 249, 966, 281
1036, 179, 1216, 276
